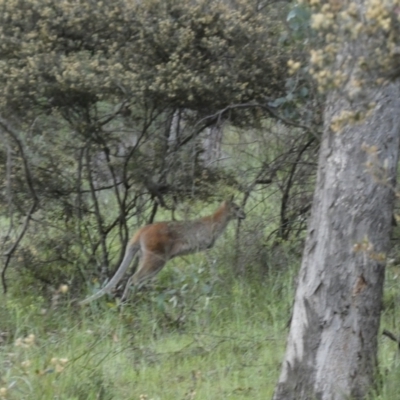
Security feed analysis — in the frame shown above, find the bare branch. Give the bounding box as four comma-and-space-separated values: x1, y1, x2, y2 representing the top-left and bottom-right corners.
197, 102, 321, 141
382, 329, 400, 349
0, 116, 39, 293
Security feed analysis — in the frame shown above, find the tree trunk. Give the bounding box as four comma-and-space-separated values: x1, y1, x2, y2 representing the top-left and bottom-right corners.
273, 82, 400, 399
201, 124, 224, 167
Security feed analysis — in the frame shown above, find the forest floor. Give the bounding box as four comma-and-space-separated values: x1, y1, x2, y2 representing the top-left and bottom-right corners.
1, 258, 400, 399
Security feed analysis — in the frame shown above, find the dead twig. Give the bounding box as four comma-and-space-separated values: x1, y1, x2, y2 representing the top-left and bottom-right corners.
382, 329, 400, 349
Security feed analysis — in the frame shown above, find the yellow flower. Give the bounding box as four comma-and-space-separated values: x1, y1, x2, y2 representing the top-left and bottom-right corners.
59, 284, 69, 294
24, 334, 35, 346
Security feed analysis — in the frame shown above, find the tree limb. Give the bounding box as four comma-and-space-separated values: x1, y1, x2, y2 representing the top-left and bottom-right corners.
382, 329, 400, 349
0, 117, 39, 293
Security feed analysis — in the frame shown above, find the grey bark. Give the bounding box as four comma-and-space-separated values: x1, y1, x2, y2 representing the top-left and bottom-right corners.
273, 79, 400, 400
201, 124, 224, 167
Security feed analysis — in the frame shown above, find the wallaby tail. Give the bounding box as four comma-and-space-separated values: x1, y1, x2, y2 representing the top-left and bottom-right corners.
79, 242, 140, 306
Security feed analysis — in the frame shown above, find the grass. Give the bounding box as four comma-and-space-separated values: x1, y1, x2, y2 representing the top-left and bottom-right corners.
0, 255, 295, 400
1, 257, 400, 399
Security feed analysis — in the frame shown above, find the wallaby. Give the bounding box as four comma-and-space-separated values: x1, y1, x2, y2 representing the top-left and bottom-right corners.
79, 198, 245, 305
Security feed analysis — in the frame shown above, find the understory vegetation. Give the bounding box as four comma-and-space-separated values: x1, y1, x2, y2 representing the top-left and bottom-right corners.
1, 218, 400, 399
2, 0, 400, 398
1, 260, 400, 399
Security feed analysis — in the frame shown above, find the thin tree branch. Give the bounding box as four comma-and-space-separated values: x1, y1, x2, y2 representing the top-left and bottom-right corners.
85, 147, 109, 275
197, 102, 321, 141
382, 329, 400, 349
0, 117, 39, 293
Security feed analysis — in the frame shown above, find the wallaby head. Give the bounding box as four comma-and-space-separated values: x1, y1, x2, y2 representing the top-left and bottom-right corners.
223, 196, 246, 220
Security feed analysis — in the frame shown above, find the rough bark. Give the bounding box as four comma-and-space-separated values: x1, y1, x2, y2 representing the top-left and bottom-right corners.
273, 78, 400, 399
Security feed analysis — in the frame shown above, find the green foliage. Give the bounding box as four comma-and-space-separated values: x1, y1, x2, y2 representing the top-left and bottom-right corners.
0, 0, 286, 116
286, 4, 312, 34
0, 0, 296, 295
1, 256, 400, 399
0, 259, 296, 400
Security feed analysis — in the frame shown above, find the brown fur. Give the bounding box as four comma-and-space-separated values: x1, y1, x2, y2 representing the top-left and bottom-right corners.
79, 199, 245, 305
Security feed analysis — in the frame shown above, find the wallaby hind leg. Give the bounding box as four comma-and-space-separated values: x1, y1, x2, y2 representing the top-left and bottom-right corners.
120, 253, 167, 302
